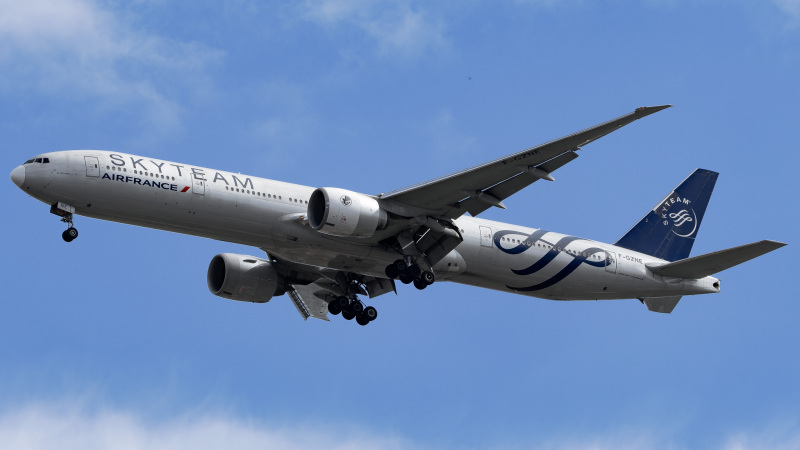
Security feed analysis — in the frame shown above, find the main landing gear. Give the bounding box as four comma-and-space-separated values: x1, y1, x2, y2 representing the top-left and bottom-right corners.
384, 259, 435, 290
327, 296, 378, 326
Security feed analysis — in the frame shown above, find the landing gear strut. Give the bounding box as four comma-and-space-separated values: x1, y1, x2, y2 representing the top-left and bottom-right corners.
384, 258, 434, 290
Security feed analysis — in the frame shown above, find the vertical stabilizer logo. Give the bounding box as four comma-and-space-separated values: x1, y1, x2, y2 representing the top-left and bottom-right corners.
669, 210, 693, 227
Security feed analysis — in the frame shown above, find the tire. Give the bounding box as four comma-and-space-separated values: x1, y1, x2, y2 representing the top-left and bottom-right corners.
62, 228, 78, 242
356, 315, 370, 326
385, 264, 399, 279
413, 279, 428, 290
406, 264, 422, 279
363, 306, 378, 322
399, 274, 412, 284
421, 271, 435, 285
350, 301, 364, 314
342, 310, 355, 321
393, 259, 407, 272
335, 296, 349, 311
327, 301, 341, 315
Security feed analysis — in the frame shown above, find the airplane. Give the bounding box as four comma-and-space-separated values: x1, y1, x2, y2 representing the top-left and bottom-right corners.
9, 105, 786, 325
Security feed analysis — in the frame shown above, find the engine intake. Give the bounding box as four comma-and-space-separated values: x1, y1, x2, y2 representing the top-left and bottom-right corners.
207, 253, 283, 302
308, 187, 387, 237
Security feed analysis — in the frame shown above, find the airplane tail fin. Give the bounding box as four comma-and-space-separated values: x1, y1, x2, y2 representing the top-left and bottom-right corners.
615, 169, 718, 262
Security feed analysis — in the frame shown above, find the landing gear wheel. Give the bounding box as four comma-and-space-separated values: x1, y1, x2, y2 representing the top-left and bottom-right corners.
413, 279, 428, 290
362, 306, 378, 322
421, 271, 435, 285
385, 264, 399, 279
399, 274, 413, 284
335, 296, 349, 311
342, 310, 355, 321
350, 301, 364, 314
356, 315, 370, 326
405, 264, 422, 279
393, 259, 407, 273
62, 227, 78, 242
327, 301, 342, 315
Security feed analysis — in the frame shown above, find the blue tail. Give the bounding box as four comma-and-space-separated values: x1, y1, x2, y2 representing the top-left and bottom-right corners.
615, 169, 718, 262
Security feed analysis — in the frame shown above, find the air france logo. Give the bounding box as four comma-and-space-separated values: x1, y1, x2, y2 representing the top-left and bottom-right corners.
340, 195, 352, 206
102, 173, 188, 192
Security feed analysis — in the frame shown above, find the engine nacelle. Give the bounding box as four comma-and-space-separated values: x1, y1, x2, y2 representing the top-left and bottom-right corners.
207, 253, 283, 303
308, 187, 387, 238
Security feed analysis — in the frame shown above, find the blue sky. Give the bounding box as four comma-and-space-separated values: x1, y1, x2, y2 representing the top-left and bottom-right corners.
2, 0, 798, 448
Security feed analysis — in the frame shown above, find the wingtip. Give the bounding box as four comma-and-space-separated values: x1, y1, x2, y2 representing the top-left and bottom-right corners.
635, 104, 673, 114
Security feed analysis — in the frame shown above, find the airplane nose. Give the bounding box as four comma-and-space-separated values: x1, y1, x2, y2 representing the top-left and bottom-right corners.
10, 165, 25, 188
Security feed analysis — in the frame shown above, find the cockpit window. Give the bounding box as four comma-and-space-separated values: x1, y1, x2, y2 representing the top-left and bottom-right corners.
23, 157, 50, 164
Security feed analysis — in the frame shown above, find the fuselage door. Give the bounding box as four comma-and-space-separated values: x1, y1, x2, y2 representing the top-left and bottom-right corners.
192, 175, 205, 195
479, 225, 493, 247
604, 251, 617, 273
84, 156, 100, 177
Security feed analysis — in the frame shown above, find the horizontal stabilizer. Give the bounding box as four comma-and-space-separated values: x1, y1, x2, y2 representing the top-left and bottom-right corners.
647, 240, 786, 279
641, 296, 682, 313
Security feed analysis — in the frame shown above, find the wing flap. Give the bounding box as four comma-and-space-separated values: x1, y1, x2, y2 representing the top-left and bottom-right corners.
646, 240, 786, 279
287, 283, 331, 321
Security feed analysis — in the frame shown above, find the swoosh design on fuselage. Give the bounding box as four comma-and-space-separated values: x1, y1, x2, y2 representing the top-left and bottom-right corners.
493, 229, 608, 292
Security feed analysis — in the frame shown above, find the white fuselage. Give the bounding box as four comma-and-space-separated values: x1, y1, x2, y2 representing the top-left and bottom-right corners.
13, 150, 720, 302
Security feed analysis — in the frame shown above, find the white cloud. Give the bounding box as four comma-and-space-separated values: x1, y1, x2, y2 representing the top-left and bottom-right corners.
0, 401, 414, 450
2, 399, 800, 450
774, 0, 800, 22
0, 0, 222, 137
302, 0, 448, 59
722, 421, 800, 450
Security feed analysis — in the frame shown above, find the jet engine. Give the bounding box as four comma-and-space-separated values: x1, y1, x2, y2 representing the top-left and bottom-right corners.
307, 187, 388, 238
207, 253, 283, 302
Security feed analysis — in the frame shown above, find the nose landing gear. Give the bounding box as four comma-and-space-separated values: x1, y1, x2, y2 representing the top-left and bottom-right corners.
50, 203, 78, 242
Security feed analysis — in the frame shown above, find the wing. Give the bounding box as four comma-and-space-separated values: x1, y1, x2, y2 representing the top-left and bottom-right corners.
379, 105, 672, 219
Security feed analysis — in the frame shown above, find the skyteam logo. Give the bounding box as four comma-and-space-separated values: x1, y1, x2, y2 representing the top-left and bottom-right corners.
670, 209, 693, 227
340, 195, 352, 206
658, 192, 698, 238
493, 229, 608, 292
